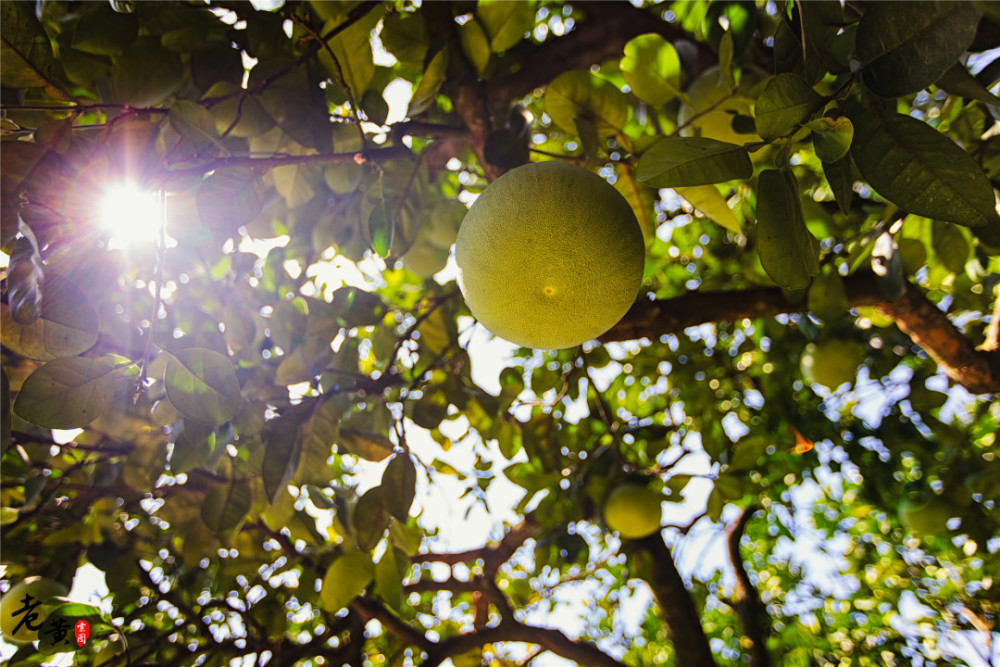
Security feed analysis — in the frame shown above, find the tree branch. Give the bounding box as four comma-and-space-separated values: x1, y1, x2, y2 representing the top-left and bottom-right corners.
726, 506, 771, 667
421, 620, 626, 667
626, 534, 717, 667
601, 273, 1000, 394
410, 512, 539, 575
488, 2, 717, 110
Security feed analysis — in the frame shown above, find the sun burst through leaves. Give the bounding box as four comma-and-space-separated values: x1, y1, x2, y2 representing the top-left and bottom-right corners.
98, 183, 165, 248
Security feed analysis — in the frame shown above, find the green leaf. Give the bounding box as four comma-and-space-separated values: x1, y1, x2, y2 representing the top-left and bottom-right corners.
728, 436, 767, 472
382, 454, 417, 522
170, 422, 213, 475
375, 546, 408, 610
805, 116, 854, 163
168, 99, 224, 161
477, 0, 536, 53
353, 487, 390, 551
164, 348, 242, 427
339, 427, 395, 462
753, 73, 822, 140
72, 4, 138, 55
620, 34, 682, 107
848, 104, 999, 227
112, 37, 184, 107
318, 11, 379, 98
716, 473, 744, 500
407, 47, 448, 117
543, 70, 627, 136
674, 185, 741, 233
856, 1, 981, 98
201, 479, 252, 533
321, 550, 374, 612
0, 2, 55, 89
379, 12, 428, 65
368, 198, 394, 258
197, 168, 265, 234
931, 222, 970, 274
636, 137, 752, 187
808, 266, 849, 322
458, 19, 491, 76
822, 155, 854, 216
262, 416, 304, 504
294, 397, 340, 485
13, 356, 125, 429
756, 169, 820, 290
935, 62, 1000, 107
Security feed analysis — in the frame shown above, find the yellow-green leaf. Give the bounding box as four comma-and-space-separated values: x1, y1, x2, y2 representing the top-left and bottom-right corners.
14, 356, 125, 429
164, 348, 242, 427
321, 550, 374, 612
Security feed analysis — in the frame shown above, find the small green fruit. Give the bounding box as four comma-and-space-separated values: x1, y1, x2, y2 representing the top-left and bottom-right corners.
603, 484, 662, 539
800, 339, 864, 390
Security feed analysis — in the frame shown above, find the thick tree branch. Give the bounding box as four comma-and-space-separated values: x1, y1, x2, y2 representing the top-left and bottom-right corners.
488, 2, 716, 110
410, 512, 539, 575
601, 273, 1000, 394
421, 620, 626, 667
626, 534, 717, 667
726, 507, 771, 667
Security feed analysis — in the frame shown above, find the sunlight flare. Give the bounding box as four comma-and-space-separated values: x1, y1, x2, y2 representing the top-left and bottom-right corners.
98, 183, 165, 248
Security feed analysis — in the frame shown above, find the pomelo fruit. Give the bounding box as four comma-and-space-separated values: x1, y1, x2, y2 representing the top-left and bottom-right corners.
0, 576, 68, 643
800, 338, 864, 391
455, 161, 644, 349
603, 483, 662, 539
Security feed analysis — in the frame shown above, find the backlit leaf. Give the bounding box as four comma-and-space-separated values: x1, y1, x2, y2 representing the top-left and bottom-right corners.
318, 11, 378, 98
382, 454, 417, 522
544, 70, 627, 136
112, 37, 183, 107
164, 348, 242, 427
353, 486, 390, 551
637, 137, 752, 187
756, 169, 820, 290
620, 34, 681, 107
805, 116, 854, 163
477, 0, 535, 53
262, 413, 305, 504
754, 73, 822, 139
13, 356, 125, 429
375, 546, 407, 610
407, 48, 448, 117
1, 2, 55, 88
856, 1, 981, 98
459, 19, 491, 75
931, 221, 970, 274
848, 104, 999, 227
322, 550, 374, 612
201, 479, 252, 533
339, 427, 395, 462
674, 185, 741, 233
197, 168, 265, 234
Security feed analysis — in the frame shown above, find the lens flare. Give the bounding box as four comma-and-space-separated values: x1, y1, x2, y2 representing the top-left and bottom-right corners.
98, 183, 164, 248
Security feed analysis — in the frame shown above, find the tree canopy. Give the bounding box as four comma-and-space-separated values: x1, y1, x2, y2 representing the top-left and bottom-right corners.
2, 1, 1000, 666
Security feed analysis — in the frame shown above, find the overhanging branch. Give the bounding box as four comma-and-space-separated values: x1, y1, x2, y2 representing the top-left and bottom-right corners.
601, 273, 1000, 394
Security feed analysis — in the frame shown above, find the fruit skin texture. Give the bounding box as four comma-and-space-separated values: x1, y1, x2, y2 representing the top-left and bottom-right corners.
603, 484, 662, 539
800, 339, 865, 390
456, 161, 644, 349
0, 576, 69, 643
